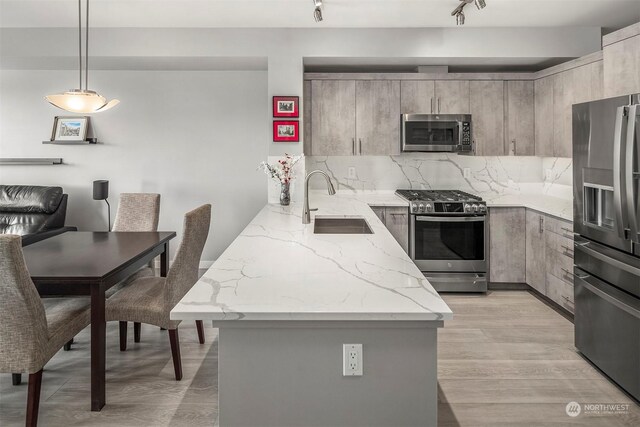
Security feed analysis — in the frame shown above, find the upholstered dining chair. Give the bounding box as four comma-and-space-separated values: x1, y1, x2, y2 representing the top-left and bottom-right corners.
105, 204, 211, 380
108, 193, 161, 348
0, 235, 91, 427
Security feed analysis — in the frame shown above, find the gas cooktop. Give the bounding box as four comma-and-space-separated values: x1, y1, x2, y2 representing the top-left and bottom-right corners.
395, 189, 486, 215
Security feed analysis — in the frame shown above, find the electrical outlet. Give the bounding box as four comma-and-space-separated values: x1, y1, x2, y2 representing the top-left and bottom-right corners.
463, 168, 471, 179
348, 167, 357, 180
343, 344, 363, 376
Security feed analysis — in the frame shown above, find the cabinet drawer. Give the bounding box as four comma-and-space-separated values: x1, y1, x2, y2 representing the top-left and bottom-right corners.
546, 248, 574, 284
546, 272, 575, 313
545, 231, 574, 258
544, 215, 573, 238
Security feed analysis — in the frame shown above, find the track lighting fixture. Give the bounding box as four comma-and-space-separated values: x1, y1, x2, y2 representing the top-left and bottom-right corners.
451, 0, 486, 26
313, 0, 323, 22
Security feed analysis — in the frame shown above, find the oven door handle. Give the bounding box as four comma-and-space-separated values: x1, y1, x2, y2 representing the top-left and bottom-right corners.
415, 216, 485, 222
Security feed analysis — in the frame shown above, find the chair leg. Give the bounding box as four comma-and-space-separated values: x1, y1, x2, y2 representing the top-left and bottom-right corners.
134, 322, 141, 343
168, 329, 183, 381
195, 320, 205, 344
63, 337, 74, 351
26, 370, 43, 427
119, 321, 127, 351
12, 373, 21, 386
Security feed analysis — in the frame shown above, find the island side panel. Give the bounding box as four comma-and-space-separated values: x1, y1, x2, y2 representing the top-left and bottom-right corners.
216, 321, 440, 427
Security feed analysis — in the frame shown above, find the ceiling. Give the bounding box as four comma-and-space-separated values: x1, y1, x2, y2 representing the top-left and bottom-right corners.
0, 0, 638, 31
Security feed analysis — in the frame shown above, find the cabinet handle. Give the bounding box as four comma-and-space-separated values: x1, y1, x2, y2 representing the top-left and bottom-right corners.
512, 139, 517, 156
358, 138, 362, 155
561, 227, 575, 239
437, 98, 441, 113
561, 245, 574, 258
560, 267, 575, 283
539, 217, 544, 234
430, 97, 434, 114
562, 295, 575, 306
352, 138, 356, 155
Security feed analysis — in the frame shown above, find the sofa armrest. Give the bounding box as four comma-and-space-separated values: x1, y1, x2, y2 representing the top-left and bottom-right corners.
21, 226, 77, 247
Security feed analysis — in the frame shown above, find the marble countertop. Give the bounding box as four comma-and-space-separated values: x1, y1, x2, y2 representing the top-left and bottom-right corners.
480, 192, 573, 221
171, 191, 453, 322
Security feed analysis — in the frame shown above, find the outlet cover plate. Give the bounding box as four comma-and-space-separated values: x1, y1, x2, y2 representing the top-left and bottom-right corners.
343, 343, 363, 376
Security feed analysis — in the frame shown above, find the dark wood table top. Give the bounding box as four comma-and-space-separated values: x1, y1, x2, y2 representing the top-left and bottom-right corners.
23, 231, 176, 284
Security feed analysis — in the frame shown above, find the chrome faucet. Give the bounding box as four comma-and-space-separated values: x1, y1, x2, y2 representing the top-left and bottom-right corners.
303, 170, 336, 224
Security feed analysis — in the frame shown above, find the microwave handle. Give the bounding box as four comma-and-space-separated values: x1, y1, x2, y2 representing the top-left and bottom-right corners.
613, 106, 628, 239
626, 104, 639, 243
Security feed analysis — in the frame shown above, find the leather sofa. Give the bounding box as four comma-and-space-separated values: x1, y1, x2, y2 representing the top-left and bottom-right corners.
0, 185, 77, 246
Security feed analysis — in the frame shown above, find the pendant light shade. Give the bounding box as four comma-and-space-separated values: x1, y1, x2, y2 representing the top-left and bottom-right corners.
45, 0, 119, 113
46, 90, 119, 113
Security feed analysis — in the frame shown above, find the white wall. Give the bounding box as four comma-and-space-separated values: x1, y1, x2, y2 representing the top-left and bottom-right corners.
0, 70, 268, 264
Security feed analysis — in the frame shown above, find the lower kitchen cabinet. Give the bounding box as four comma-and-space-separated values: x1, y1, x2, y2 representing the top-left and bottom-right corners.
525, 210, 546, 294
489, 207, 526, 283
523, 209, 575, 313
369, 206, 409, 254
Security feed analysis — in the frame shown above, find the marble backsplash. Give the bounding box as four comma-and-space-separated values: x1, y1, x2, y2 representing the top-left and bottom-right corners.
304, 154, 573, 199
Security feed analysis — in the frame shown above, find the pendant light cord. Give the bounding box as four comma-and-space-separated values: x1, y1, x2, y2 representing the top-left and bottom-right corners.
78, 0, 82, 91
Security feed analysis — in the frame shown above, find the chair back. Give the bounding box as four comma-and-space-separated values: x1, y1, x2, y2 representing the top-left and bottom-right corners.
0, 235, 48, 373
166, 205, 211, 307
112, 193, 161, 232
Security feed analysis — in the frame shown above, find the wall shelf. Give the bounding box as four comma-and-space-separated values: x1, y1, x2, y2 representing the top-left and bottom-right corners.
0, 158, 63, 165
42, 139, 98, 145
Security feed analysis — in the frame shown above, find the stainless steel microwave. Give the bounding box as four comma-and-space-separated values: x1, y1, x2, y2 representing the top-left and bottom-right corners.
401, 114, 473, 153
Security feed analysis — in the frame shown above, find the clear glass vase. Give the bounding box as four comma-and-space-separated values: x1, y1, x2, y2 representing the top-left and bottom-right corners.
280, 182, 291, 206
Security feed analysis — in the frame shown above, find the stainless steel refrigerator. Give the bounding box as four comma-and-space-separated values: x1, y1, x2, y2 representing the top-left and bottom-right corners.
573, 94, 640, 401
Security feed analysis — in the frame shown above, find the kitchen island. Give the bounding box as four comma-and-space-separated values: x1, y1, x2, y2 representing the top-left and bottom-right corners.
171, 192, 452, 427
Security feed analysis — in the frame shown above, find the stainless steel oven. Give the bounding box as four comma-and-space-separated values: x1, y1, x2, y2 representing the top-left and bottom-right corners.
401, 114, 473, 153
396, 190, 487, 292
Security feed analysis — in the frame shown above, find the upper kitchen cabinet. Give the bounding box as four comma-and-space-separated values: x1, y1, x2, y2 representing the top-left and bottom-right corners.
506, 81, 535, 156
355, 80, 401, 155
434, 81, 470, 114
400, 80, 436, 114
310, 80, 356, 156
553, 70, 573, 158
534, 76, 555, 157
470, 81, 505, 156
603, 23, 640, 98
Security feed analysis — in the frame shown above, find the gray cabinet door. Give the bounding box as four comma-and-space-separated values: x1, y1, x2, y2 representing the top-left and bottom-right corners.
573, 61, 605, 104
489, 207, 526, 283
384, 207, 409, 254
553, 71, 573, 158
506, 81, 535, 156
355, 80, 401, 155
434, 81, 470, 114
534, 76, 554, 157
525, 210, 546, 294
370, 206, 386, 223
470, 81, 505, 156
400, 80, 436, 114
604, 34, 640, 98
311, 80, 356, 156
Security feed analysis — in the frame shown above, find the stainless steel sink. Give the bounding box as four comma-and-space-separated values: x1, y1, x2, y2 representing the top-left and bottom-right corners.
313, 216, 373, 234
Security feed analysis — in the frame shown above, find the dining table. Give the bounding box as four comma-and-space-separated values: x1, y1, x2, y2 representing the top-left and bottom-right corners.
22, 231, 176, 411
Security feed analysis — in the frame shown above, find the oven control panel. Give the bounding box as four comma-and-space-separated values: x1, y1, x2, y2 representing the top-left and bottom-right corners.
411, 201, 486, 214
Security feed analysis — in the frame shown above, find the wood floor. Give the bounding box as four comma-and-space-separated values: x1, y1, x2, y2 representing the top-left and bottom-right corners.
0, 291, 638, 426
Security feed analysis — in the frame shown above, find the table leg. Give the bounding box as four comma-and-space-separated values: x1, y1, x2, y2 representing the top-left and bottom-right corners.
90, 283, 106, 411
160, 241, 169, 277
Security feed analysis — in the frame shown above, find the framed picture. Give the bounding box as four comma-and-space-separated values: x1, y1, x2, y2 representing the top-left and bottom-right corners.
51, 116, 89, 141
273, 121, 299, 142
273, 96, 299, 118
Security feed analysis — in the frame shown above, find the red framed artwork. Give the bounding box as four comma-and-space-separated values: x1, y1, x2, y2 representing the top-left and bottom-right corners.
273, 121, 299, 142
273, 96, 299, 118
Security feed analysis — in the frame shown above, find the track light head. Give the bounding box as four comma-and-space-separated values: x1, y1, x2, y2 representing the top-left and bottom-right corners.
313, 0, 323, 22
475, 0, 486, 9
455, 11, 465, 25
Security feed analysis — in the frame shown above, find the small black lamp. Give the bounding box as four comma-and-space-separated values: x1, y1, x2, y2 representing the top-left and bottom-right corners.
93, 180, 111, 231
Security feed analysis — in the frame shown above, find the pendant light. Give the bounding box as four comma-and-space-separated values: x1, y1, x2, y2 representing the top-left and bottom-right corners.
45, 0, 119, 113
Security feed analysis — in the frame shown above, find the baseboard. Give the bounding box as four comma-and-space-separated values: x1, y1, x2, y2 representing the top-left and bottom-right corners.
488, 282, 529, 290
527, 285, 574, 323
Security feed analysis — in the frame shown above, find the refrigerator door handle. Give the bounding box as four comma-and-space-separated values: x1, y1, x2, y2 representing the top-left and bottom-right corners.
613, 106, 629, 239
626, 104, 640, 243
